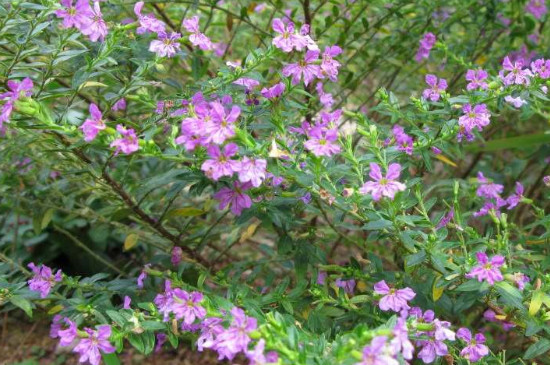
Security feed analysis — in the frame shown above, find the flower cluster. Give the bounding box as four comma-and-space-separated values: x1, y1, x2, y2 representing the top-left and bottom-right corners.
415, 32, 436, 62
473, 172, 526, 217
56, 0, 108, 42
27, 262, 62, 298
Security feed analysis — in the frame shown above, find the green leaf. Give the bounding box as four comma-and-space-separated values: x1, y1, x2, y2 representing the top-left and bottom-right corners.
405, 250, 426, 268
363, 219, 393, 231
10, 296, 33, 317
102, 353, 121, 365
141, 321, 166, 331
166, 207, 206, 217
495, 281, 524, 309
465, 133, 550, 152
525, 338, 550, 359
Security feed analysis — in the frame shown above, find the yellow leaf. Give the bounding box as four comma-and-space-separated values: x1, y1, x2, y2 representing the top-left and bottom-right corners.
435, 154, 458, 167
167, 207, 206, 217
432, 276, 444, 301
124, 233, 139, 251
530, 290, 545, 316
48, 304, 64, 315
79, 81, 108, 89
239, 220, 261, 243
356, 280, 368, 292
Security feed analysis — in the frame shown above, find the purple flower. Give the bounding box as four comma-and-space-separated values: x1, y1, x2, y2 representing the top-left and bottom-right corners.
214, 307, 257, 361
544, 175, 550, 187
80, 1, 108, 42
320, 45, 342, 82
457, 104, 491, 142
233, 78, 260, 91
271, 18, 308, 52
171, 246, 183, 266
465, 69, 489, 90
149, 32, 182, 57
182, 16, 212, 50
473, 197, 507, 218
261, 82, 286, 99
357, 336, 399, 365
73, 325, 115, 365
511, 272, 530, 290
300, 192, 312, 204
111, 98, 127, 111
0, 77, 33, 127
282, 50, 321, 86
392, 125, 414, 155
80, 103, 105, 142
525, 0, 547, 19
434, 319, 455, 341
170, 289, 206, 325
390, 317, 414, 360
484, 309, 515, 331
205, 102, 240, 144
465, 252, 505, 285
303, 127, 341, 156
373, 280, 416, 312
246, 339, 278, 365
316, 82, 334, 109
335, 278, 356, 295
316, 271, 327, 285
197, 317, 225, 352
499, 56, 532, 86
201, 143, 240, 180
123, 296, 131, 309
237, 157, 267, 187
506, 182, 524, 209
359, 163, 406, 201
134, 1, 166, 34
110, 124, 139, 155
476, 172, 503, 199
154, 280, 175, 321
51, 316, 78, 347
213, 181, 253, 216
55, 0, 92, 30
436, 208, 454, 229
415, 32, 436, 62
504, 95, 527, 108
456, 328, 489, 362
422, 74, 447, 101
531, 58, 550, 78
27, 263, 62, 298
155, 333, 167, 353
417, 338, 449, 364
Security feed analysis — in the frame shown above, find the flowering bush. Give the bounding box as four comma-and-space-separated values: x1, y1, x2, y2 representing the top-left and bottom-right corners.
1, 0, 550, 364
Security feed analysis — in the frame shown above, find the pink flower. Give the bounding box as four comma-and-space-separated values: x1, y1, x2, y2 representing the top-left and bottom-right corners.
55, 0, 92, 30
111, 98, 127, 111
261, 82, 286, 99
422, 74, 447, 101
499, 56, 532, 85
182, 16, 212, 50
457, 103, 491, 142
506, 182, 524, 209
476, 172, 503, 199
149, 32, 182, 57
0, 77, 33, 127
246, 339, 278, 365
456, 328, 489, 362
213, 181, 253, 215
170, 289, 207, 325
525, 0, 547, 19
373, 280, 416, 312
205, 102, 240, 144
303, 127, 341, 156
531, 58, 550, 78
237, 157, 267, 187
80, 1, 108, 42
110, 124, 139, 155
73, 326, 115, 365
357, 336, 399, 365
282, 50, 321, 86
27, 263, 62, 298
415, 32, 436, 62
466, 252, 505, 285
392, 125, 414, 155
80, 103, 105, 142
359, 163, 406, 201
134, 1, 166, 34
271, 18, 308, 52
504, 95, 527, 108
201, 143, 240, 180
320, 45, 342, 81
213, 307, 257, 361
465, 69, 489, 90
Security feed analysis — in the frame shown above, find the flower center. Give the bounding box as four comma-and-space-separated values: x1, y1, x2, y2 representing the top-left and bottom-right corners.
379, 178, 389, 185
